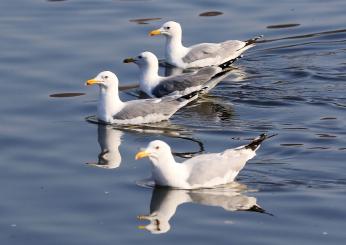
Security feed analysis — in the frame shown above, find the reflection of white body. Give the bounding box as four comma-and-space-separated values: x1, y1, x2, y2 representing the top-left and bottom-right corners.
138, 184, 262, 234
87, 125, 123, 169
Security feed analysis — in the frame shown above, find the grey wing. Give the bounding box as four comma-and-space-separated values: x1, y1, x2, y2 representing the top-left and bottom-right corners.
183, 43, 221, 63
113, 99, 180, 120
185, 148, 254, 186
220, 40, 247, 54
152, 67, 221, 97
185, 153, 233, 186
183, 41, 246, 64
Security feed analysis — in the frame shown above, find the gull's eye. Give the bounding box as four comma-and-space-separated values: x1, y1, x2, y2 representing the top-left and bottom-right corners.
155, 146, 160, 150
165, 26, 170, 30
104, 75, 108, 79
138, 55, 143, 59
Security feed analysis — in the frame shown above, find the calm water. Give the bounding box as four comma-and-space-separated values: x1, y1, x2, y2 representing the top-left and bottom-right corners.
0, 0, 346, 244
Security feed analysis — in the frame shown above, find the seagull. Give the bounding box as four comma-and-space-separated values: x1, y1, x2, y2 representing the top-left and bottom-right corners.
124, 51, 234, 98
149, 21, 262, 69
135, 133, 274, 189
86, 71, 197, 125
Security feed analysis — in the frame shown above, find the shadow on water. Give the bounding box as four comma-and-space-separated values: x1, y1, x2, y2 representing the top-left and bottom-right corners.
137, 183, 268, 234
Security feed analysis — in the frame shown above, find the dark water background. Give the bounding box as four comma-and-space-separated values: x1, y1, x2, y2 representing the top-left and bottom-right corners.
0, 0, 345, 244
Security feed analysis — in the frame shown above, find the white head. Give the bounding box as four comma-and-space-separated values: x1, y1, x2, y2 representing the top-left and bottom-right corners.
86, 71, 119, 90
149, 21, 182, 39
123, 51, 159, 70
86, 71, 123, 123
135, 140, 174, 166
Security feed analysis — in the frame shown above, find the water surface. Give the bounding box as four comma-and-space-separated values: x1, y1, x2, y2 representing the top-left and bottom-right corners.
0, 0, 345, 244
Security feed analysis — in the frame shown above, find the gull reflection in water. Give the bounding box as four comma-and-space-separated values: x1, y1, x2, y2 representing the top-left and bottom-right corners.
87, 124, 123, 169
85, 120, 206, 169
137, 182, 266, 234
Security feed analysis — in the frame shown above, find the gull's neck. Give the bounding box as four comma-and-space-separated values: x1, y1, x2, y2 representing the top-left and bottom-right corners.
97, 85, 124, 123
139, 61, 161, 96
150, 153, 188, 188
165, 34, 189, 64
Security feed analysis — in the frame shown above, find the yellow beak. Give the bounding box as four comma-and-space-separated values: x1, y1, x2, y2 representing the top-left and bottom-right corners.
149, 29, 161, 36
135, 150, 150, 160
86, 79, 98, 86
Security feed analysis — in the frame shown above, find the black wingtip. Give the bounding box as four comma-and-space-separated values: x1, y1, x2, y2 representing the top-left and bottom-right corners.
245, 34, 264, 46
219, 55, 243, 69
245, 133, 277, 151
247, 205, 274, 216
178, 90, 200, 101
248, 205, 266, 213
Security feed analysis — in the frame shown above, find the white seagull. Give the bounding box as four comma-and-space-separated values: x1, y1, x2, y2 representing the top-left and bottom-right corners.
135, 134, 273, 189
86, 71, 197, 125
124, 51, 233, 98
149, 21, 262, 69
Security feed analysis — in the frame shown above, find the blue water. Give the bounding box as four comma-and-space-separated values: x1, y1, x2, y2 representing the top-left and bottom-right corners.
0, 0, 345, 244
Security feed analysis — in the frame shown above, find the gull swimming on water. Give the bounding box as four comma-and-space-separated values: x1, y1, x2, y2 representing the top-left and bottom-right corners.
124, 51, 234, 98
135, 134, 273, 189
149, 21, 262, 69
86, 71, 197, 125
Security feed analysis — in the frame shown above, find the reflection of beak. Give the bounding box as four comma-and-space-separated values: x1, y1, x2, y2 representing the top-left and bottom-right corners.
149, 29, 161, 36
86, 79, 99, 86
135, 150, 150, 160
138, 225, 146, 230
123, 57, 136, 63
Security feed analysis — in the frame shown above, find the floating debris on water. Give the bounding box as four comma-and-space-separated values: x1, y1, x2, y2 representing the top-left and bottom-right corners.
49, 92, 85, 98
199, 11, 223, 17
267, 23, 300, 29
320, 117, 337, 120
